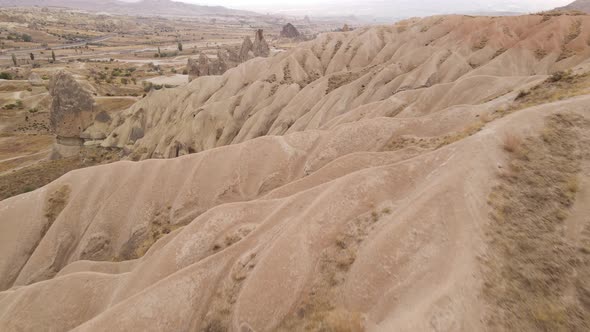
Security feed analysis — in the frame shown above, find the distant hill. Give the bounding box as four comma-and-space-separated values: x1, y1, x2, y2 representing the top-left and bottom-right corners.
556, 0, 590, 13
0, 0, 256, 17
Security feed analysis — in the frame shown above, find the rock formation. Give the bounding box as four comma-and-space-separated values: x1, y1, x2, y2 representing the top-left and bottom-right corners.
227, 47, 240, 63
209, 49, 229, 75
187, 52, 211, 82
186, 57, 199, 82
28, 72, 43, 86
187, 30, 272, 80
342, 24, 351, 32
239, 35, 254, 62
48, 71, 95, 158
197, 52, 210, 76
280, 23, 301, 39
253, 29, 270, 57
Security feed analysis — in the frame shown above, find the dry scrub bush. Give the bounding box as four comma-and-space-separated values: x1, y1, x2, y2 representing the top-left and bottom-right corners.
502, 133, 522, 153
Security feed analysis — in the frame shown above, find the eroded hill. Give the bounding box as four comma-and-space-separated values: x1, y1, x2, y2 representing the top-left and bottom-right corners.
1, 13, 590, 332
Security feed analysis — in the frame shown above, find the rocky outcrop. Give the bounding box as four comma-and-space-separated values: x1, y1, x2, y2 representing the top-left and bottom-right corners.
197, 53, 210, 77
186, 30, 271, 80
209, 49, 229, 75
253, 29, 270, 57
49, 71, 95, 158
187, 53, 211, 82
342, 24, 351, 32
227, 47, 240, 63
239, 36, 254, 62
280, 23, 301, 39
186, 58, 199, 82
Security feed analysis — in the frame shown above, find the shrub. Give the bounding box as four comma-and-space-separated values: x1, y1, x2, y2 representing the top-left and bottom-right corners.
502, 133, 522, 153
547, 70, 574, 83
516, 90, 530, 100
142, 81, 153, 92
0, 72, 12, 80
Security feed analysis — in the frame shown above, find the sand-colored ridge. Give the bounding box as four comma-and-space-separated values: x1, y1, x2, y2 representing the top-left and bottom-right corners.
1, 13, 590, 332
101, 15, 590, 160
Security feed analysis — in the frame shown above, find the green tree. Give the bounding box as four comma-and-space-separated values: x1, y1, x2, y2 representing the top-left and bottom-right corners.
177, 42, 183, 52
11, 54, 17, 67
29, 53, 34, 61
51, 50, 56, 62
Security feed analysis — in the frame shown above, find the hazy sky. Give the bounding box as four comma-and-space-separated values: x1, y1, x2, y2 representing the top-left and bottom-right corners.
157, 0, 574, 16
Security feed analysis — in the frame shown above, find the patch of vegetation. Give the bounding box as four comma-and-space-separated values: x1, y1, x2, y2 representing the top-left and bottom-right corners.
114, 205, 185, 261
44, 185, 70, 225
326, 71, 361, 94
473, 37, 489, 51
534, 48, 548, 60
0, 72, 12, 80
536, 10, 586, 17
0, 147, 120, 202
279, 208, 391, 330
6, 32, 32, 42
484, 113, 590, 331
382, 115, 490, 152
565, 20, 582, 45
507, 71, 590, 113
557, 46, 576, 62
492, 48, 507, 59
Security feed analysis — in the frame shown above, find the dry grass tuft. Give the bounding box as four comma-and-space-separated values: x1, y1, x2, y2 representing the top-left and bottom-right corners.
534, 48, 548, 60
473, 37, 489, 51
327, 71, 361, 94
43, 185, 70, 229
502, 133, 522, 153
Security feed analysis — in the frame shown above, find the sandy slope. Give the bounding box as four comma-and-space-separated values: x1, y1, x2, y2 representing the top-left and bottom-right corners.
1, 13, 590, 331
